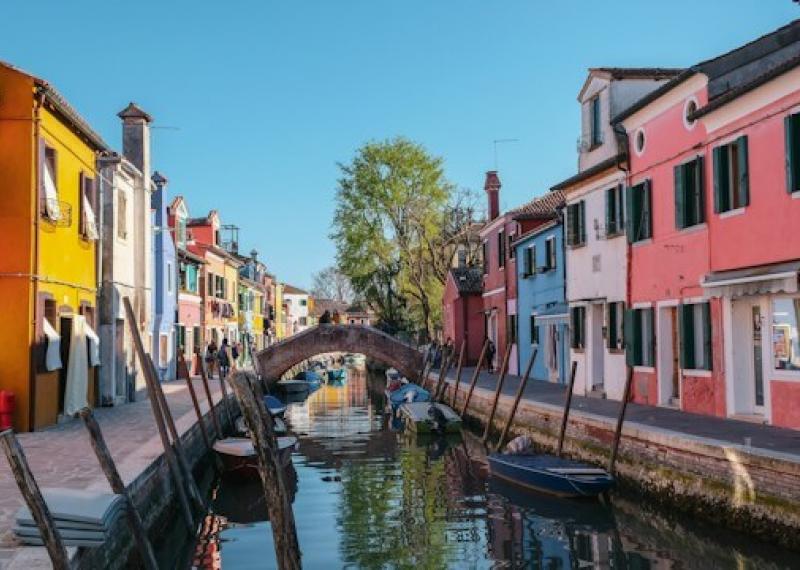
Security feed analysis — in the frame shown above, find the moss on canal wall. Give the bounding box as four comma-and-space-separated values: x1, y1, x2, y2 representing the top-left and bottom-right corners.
440, 377, 800, 551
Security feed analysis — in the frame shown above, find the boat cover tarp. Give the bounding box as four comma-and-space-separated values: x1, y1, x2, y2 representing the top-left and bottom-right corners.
389, 384, 430, 407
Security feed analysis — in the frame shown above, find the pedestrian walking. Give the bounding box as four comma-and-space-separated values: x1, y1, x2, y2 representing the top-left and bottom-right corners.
218, 338, 231, 378
485, 339, 496, 373
205, 340, 218, 378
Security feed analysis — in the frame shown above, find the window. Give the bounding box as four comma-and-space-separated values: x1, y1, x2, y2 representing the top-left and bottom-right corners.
42, 144, 61, 221
159, 334, 169, 368
530, 314, 539, 344
299, 317, 307, 326
570, 306, 586, 349
300, 299, 307, 306
679, 302, 712, 371
605, 185, 625, 237
508, 233, 515, 259
566, 201, 586, 247
80, 173, 98, 240
214, 275, 225, 298
457, 247, 467, 268
176, 218, 187, 247
674, 157, 706, 229
785, 113, 800, 194
684, 98, 698, 130
713, 137, 749, 213
543, 237, 557, 271
607, 302, 624, 350
497, 230, 505, 268
626, 307, 655, 367
176, 324, 186, 353
117, 191, 128, 239
634, 129, 646, 155
481, 241, 488, 275
193, 326, 202, 353
508, 314, 517, 344
626, 180, 652, 243
773, 298, 800, 371
523, 245, 535, 277
590, 95, 602, 147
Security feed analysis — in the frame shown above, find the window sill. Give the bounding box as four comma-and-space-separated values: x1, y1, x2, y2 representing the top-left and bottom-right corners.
792, 191, 800, 200
677, 222, 707, 235
631, 238, 653, 247
772, 369, 800, 381
719, 207, 746, 219
571, 347, 585, 354
605, 231, 624, 240
568, 243, 587, 250
608, 348, 625, 355
634, 366, 655, 373
681, 368, 712, 378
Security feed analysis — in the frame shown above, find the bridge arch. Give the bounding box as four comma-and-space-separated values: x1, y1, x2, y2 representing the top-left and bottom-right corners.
255, 325, 424, 381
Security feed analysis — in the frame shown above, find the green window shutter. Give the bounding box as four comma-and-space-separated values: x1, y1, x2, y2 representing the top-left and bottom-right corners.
713, 146, 724, 213
695, 156, 706, 224
607, 303, 616, 349
579, 201, 586, 244
617, 185, 625, 231
674, 163, 686, 229
624, 309, 637, 366
570, 307, 578, 349
643, 180, 653, 239
737, 136, 749, 207
702, 302, 712, 371
678, 304, 691, 369
625, 184, 635, 243
786, 114, 797, 194
606, 187, 614, 235
566, 205, 575, 245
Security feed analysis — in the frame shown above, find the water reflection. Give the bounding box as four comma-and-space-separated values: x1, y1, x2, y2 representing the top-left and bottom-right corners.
191, 367, 800, 569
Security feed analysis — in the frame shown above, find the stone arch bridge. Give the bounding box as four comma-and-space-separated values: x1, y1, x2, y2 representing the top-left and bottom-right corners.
255, 325, 423, 381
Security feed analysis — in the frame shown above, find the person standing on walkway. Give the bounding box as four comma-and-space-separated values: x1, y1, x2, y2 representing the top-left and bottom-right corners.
205, 340, 218, 378
218, 338, 231, 378
485, 339, 496, 373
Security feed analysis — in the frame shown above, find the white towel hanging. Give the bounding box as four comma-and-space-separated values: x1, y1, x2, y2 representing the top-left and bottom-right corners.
43, 320, 62, 371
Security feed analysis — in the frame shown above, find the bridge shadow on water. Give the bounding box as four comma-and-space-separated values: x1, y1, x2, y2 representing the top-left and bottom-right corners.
186, 364, 800, 569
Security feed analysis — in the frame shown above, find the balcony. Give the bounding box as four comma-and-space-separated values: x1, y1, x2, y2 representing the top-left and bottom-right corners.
40, 199, 72, 228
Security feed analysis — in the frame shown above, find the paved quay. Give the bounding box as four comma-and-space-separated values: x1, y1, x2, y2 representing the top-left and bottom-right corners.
434, 366, 800, 457
0, 376, 226, 570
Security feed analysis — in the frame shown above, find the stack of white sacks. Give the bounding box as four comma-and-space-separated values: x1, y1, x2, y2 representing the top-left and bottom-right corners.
15, 488, 125, 547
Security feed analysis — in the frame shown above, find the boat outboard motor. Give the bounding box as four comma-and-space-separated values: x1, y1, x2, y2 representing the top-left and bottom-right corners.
504, 435, 534, 455
427, 404, 447, 433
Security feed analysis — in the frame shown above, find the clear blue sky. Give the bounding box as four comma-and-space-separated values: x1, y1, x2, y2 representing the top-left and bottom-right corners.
2, 2, 796, 288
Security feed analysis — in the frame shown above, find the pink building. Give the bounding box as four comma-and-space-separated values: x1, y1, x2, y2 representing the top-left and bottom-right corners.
442, 267, 484, 365
617, 20, 800, 428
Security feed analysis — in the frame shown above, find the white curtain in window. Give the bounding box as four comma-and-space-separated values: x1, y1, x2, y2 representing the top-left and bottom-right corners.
85, 322, 101, 366
43, 320, 62, 371
64, 315, 89, 416
43, 159, 61, 220
83, 194, 99, 240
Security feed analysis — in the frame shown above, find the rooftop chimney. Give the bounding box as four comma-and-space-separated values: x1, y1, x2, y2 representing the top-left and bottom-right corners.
118, 102, 153, 180
250, 249, 258, 261
484, 170, 501, 220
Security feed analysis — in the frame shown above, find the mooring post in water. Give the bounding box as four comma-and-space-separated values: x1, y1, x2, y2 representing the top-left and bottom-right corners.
218, 349, 235, 429
196, 347, 223, 438
0, 429, 70, 570
78, 409, 159, 570
556, 361, 578, 457
482, 342, 513, 443
449, 341, 466, 407
122, 297, 195, 532
461, 339, 489, 416
608, 367, 635, 474
495, 348, 537, 452
179, 353, 212, 452
229, 371, 302, 570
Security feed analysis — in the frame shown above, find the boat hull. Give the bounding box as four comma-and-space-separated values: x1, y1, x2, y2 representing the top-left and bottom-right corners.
487, 454, 614, 499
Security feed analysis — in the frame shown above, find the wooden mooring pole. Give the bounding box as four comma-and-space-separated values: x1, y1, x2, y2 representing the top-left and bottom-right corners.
229, 371, 301, 570
179, 353, 212, 452
482, 342, 513, 443
0, 429, 70, 570
556, 361, 578, 457
432, 353, 452, 402
78, 409, 159, 570
495, 348, 537, 452
196, 347, 223, 439
448, 341, 466, 406
460, 339, 489, 416
608, 367, 635, 474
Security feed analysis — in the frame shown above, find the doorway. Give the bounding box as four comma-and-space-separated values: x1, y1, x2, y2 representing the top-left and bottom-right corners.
487, 311, 498, 371
58, 316, 72, 414
590, 304, 604, 391
115, 319, 126, 402
658, 306, 680, 406
730, 298, 766, 417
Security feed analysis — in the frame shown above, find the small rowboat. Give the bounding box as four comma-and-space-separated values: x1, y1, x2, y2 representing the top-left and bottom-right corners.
398, 402, 462, 434
213, 436, 298, 476
487, 453, 614, 498
263, 395, 286, 418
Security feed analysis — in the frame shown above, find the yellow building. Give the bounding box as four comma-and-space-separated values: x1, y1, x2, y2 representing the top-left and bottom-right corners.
0, 61, 108, 431
275, 282, 286, 340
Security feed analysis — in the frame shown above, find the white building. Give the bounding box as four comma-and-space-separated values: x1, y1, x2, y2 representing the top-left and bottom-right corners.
555, 68, 681, 399
283, 284, 310, 336
97, 103, 154, 405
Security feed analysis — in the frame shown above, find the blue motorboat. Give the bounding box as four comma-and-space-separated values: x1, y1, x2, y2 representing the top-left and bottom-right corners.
487, 453, 614, 499
295, 370, 322, 384
386, 383, 430, 411
263, 395, 287, 418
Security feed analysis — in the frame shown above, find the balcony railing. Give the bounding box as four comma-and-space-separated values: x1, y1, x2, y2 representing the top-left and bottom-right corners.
41, 199, 72, 228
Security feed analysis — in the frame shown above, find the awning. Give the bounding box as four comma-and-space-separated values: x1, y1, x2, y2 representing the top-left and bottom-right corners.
43, 320, 62, 371
85, 323, 101, 367
534, 302, 569, 323
701, 261, 800, 299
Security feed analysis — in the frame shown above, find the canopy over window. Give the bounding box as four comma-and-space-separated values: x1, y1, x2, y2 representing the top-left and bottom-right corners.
43, 320, 62, 371
701, 261, 800, 299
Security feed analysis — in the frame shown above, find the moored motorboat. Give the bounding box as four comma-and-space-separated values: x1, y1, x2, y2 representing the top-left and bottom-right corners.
385, 383, 430, 414
398, 402, 462, 434
235, 415, 287, 436
487, 451, 614, 499
263, 395, 287, 418
213, 436, 298, 476
277, 379, 311, 394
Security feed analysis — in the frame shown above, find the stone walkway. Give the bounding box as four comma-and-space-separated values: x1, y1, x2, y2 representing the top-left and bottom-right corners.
0, 376, 227, 569
434, 367, 800, 457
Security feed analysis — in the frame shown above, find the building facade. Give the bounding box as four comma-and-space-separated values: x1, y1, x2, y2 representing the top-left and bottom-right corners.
283, 284, 310, 336
442, 268, 484, 365
150, 172, 177, 381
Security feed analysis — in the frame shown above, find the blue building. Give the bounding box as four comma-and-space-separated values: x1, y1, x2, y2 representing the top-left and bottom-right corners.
514, 194, 568, 384
151, 171, 177, 381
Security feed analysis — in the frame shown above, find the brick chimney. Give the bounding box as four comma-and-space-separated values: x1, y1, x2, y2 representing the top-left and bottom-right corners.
484, 170, 501, 220
118, 102, 153, 180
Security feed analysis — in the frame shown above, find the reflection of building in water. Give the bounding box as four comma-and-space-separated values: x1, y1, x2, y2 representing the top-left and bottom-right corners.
193, 514, 224, 569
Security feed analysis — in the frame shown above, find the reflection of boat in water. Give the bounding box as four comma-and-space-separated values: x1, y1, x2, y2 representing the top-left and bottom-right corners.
213, 436, 297, 477
487, 452, 614, 498
344, 353, 366, 367
213, 463, 299, 524
326, 368, 347, 386
398, 402, 462, 434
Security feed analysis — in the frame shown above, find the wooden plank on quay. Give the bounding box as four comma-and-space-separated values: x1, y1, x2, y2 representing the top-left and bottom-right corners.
481, 342, 513, 443
78, 409, 159, 570
0, 429, 70, 570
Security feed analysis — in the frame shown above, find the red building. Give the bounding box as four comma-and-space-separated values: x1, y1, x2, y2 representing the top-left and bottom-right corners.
617, 20, 800, 428
442, 267, 483, 365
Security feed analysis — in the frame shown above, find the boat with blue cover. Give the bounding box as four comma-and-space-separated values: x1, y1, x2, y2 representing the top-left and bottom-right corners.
385, 383, 430, 412
263, 395, 287, 418
326, 368, 347, 386
487, 453, 614, 498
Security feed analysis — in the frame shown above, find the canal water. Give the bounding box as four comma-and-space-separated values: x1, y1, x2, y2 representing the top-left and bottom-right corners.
189, 367, 800, 569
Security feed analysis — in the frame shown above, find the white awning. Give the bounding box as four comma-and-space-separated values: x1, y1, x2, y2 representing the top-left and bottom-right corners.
85, 322, 101, 367
43, 320, 62, 371
43, 158, 61, 220
82, 195, 99, 240
701, 261, 800, 298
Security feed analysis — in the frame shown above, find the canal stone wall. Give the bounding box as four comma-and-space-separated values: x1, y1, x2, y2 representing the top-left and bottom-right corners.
257, 325, 423, 382
73, 396, 238, 570
435, 376, 800, 550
